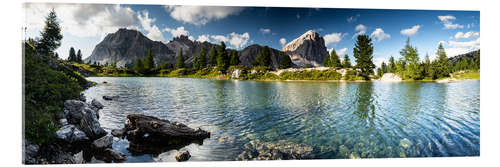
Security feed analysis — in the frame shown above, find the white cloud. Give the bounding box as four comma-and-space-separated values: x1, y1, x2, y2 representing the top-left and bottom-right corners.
259, 28, 271, 34
138, 11, 165, 41
437, 38, 480, 57
438, 15, 464, 29
373, 58, 387, 68
336, 48, 348, 56
197, 34, 210, 42
163, 26, 189, 38
280, 38, 287, 46
164, 6, 244, 25
353, 24, 367, 38
23, 3, 141, 59
209, 32, 250, 49
448, 38, 480, 49
347, 14, 360, 23
324, 33, 344, 46
454, 31, 480, 39
400, 25, 421, 36
370, 28, 390, 41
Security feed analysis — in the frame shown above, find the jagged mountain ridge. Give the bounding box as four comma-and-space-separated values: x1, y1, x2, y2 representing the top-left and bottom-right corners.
85, 28, 328, 68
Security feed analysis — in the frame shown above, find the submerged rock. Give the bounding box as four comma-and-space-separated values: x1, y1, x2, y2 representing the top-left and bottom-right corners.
103, 148, 128, 162
236, 140, 314, 160
175, 150, 191, 162
91, 99, 104, 110
399, 138, 413, 149
102, 95, 118, 101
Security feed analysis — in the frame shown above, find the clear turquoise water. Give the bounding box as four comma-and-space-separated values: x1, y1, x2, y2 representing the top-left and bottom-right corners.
83, 77, 480, 162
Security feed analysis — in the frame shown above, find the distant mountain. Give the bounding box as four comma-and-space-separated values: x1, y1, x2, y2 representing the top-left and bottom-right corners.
281, 30, 328, 67
85, 28, 331, 68
448, 50, 480, 65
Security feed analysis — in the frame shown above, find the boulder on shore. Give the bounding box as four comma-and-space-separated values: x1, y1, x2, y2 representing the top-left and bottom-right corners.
56, 124, 89, 143
92, 135, 114, 150
380, 73, 402, 82
63, 100, 107, 140
175, 150, 191, 162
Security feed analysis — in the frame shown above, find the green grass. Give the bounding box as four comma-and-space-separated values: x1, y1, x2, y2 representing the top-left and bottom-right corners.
452, 70, 480, 80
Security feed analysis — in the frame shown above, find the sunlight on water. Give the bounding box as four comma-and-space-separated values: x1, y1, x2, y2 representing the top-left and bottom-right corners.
83, 77, 480, 162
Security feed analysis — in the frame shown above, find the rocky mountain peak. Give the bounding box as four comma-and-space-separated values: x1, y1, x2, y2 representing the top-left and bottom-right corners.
281, 30, 327, 67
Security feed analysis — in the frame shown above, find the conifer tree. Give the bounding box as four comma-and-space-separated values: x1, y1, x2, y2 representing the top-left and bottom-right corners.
216, 42, 229, 72
434, 43, 451, 79
323, 53, 331, 67
143, 48, 155, 71
209, 45, 218, 67
68, 47, 76, 62
37, 9, 63, 56
229, 50, 240, 66
76, 49, 82, 63
353, 35, 375, 79
176, 49, 185, 69
388, 56, 396, 73
279, 54, 292, 69
330, 49, 341, 68
342, 54, 352, 68
198, 45, 207, 69
258, 46, 272, 68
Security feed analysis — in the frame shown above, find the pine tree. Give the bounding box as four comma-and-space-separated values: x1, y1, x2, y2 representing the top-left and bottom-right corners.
76, 49, 82, 63
208, 45, 218, 67
330, 49, 341, 68
423, 54, 432, 78
143, 48, 155, 71
353, 35, 375, 79
37, 9, 63, 56
400, 38, 422, 79
323, 53, 331, 67
216, 42, 229, 72
279, 54, 292, 69
198, 45, 207, 69
176, 49, 185, 69
388, 56, 396, 73
133, 59, 144, 73
68, 47, 76, 62
434, 43, 451, 79
258, 46, 272, 68
381, 61, 387, 74
229, 50, 240, 66
193, 53, 200, 70
342, 54, 352, 68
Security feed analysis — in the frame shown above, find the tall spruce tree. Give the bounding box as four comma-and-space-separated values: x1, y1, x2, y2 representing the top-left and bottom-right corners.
216, 42, 229, 72
353, 35, 375, 79
434, 43, 451, 79
208, 45, 218, 67
400, 38, 421, 79
198, 45, 207, 69
279, 54, 292, 69
76, 49, 82, 63
381, 61, 388, 74
388, 56, 396, 73
143, 48, 155, 72
37, 9, 63, 56
258, 46, 272, 68
68, 47, 76, 62
229, 50, 240, 66
133, 59, 144, 73
330, 49, 341, 68
323, 53, 331, 67
176, 49, 185, 69
342, 54, 352, 68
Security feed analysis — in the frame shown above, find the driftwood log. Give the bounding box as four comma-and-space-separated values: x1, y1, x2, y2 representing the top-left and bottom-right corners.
112, 114, 210, 155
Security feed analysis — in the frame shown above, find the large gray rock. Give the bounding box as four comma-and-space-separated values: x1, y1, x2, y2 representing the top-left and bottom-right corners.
55, 124, 89, 143
282, 30, 328, 67
92, 135, 113, 150
380, 73, 402, 82
91, 99, 104, 110
23, 139, 39, 164
103, 148, 128, 162
63, 100, 106, 139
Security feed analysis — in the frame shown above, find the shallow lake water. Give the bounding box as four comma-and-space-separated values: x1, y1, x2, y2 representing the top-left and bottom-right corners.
83, 77, 480, 162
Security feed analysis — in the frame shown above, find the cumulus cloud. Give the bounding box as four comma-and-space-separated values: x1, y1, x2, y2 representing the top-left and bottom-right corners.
373, 58, 387, 68
400, 25, 421, 36
138, 11, 165, 41
454, 31, 480, 39
438, 15, 464, 29
336, 48, 348, 56
196, 34, 210, 42
259, 28, 271, 34
437, 38, 480, 57
209, 32, 250, 49
164, 5, 244, 25
347, 14, 360, 23
352, 24, 367, 38
163, 26, 189, 38
324, 33, 344, 46
370, 28, 390, 41
280, 38, 287, 46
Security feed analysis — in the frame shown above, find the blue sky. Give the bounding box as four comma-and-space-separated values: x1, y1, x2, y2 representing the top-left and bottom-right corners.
24, 3, 480, 67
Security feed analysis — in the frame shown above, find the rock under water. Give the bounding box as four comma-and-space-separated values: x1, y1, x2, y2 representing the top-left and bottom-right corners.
236, 140, 314, 160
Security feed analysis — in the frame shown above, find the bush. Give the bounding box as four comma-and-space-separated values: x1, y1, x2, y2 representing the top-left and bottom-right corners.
279, 70, 342, 80
24, 42, 84, 145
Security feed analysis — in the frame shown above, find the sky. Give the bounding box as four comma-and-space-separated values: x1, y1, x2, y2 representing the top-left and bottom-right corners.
23, 3, 480, 67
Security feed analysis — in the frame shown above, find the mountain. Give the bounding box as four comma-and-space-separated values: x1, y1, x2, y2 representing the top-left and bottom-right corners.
85, 28, 173, 67
85, 28, 218, 67
281, 30, 328, 67
86, 29, 331, 68
239, 44, 290, 68
448, 50, 480, 65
